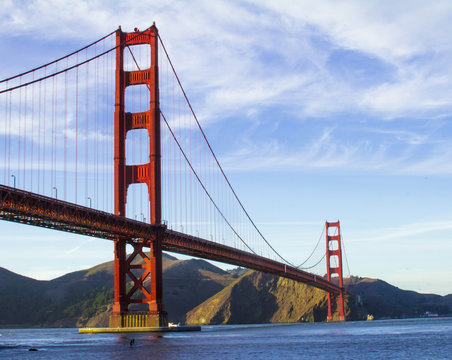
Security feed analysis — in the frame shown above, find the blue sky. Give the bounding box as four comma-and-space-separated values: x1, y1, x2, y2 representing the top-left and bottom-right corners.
1, 0, 452, 295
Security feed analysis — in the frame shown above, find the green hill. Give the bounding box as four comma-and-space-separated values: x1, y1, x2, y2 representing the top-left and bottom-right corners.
185, 270, 354, 325
1, 256, 451, 327
185, 273, 452, 325
0, 253, 238, 327
346, 276, 452, 319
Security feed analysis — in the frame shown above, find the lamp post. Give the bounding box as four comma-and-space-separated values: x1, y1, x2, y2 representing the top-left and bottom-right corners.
53, 186, 58, 199
10, 174, 15, 188
87, 197, 92, 208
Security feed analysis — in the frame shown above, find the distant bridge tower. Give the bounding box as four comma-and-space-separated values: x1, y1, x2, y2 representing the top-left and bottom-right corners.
111, 24, 167, 328
326, 221, 345, 321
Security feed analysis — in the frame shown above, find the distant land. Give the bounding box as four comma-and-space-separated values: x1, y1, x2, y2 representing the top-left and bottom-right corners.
0, 253, 451, 328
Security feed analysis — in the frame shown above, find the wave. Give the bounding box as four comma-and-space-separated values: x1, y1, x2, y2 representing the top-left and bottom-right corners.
0, 344, 35, 351
0, 344, 20, 350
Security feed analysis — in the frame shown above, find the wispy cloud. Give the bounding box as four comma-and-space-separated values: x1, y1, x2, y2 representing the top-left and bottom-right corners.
218, 124, 452, 175
3, 1, 452, 295
3, 0, 452, 121
60, 238, 95, 257
350, 221, 452, 243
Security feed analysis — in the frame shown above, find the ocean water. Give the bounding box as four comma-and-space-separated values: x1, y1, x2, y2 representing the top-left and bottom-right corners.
1, 317, 452, 359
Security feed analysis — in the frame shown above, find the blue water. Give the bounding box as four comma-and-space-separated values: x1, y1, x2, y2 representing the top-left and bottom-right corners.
1, 317, 452, 359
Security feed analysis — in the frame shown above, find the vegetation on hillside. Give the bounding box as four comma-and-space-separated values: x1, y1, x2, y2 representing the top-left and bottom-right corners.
0, 257, 451, 328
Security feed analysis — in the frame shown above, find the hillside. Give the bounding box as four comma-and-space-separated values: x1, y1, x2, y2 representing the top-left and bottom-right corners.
185, 270, 357, 325
186, 270, 329, 324
0, 253, 238, 327
185, 273, 452, 325
346, 276, 452, 319
1, 256, 451, 327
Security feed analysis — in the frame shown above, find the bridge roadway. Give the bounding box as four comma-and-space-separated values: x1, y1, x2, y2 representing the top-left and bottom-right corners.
0, 184, 343, 295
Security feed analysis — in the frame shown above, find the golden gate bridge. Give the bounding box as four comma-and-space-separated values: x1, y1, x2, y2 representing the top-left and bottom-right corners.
0, 24, 347, 328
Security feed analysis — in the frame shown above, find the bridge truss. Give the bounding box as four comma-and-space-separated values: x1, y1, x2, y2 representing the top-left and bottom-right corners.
0, 24, 347, 327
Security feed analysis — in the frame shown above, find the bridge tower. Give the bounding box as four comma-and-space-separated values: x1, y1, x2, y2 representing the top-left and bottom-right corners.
110, 24, 167, 328
326, 221, 345, 321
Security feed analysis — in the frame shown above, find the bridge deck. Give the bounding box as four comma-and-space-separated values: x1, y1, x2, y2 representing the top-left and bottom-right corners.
0, 184, 343, 295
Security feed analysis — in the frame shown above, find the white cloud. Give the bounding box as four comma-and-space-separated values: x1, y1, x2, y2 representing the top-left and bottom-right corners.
3, 1, 452, 177
349, 221, 452, 243
361, 72, 452, 118
4, 0, 452, 121
54, 237, 96, 257
2, 0, 452, 295
255, 0, 452, 61
217, 125, 452, 175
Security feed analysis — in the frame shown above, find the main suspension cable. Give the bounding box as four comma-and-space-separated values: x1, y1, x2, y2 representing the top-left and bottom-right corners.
341, 234, 352, 279
0, 26, 153, 95
296, 223, 325, 268
0, 30, 116, 84
158, 33, 297, 267
161, 110, 257, 255
299, 253, 326, 270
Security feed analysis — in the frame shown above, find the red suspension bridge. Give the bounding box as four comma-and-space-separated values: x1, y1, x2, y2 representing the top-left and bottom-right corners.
0, 24, 347, 327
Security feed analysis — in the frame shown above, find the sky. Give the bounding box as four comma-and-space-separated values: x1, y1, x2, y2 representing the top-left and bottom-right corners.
1, 0, 452, 295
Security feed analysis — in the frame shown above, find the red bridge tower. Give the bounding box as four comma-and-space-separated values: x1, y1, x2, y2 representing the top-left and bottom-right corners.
326, 221, 345, 321
110, 24, 167, 328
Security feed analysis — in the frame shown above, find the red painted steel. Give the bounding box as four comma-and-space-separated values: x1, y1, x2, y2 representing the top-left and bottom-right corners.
163, 229, 344, 294
0, 25, 352, 325
0, 184, 345, 296
113, 24, 166, 325
0, 185, 162, 240
326, 221, 345, 321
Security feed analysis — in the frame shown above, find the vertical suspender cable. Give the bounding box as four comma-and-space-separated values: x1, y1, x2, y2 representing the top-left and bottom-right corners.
75, 57, 79, 204
178, 83, 182, 230
55, 66, 58, 194
37, 77, 41, 192
43, 69, 47, 194
341, 234, 352, 279
17, 85, 21, 189
51, 67, 55, 193
101, 43, 105, 211
3, 81, 7, 185
95, 43, 99, 209
8, 90, 11, 186
24, 85, 27, 190
64, 59, 68, 200
30, 74, 35, 192
85, 54, 89, 206
159, 34, 300, 266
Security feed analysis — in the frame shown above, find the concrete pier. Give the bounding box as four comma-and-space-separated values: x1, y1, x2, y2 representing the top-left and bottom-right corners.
79, 325, 201, 334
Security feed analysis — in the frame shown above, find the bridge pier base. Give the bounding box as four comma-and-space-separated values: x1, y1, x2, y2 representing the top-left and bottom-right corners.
148, 312, 168, 327
109, 312, 167, 328
111, 236, 167, 328
327, 292, 345, 322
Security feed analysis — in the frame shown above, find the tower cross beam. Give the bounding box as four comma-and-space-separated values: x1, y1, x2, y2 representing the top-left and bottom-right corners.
111, 24, 167, 328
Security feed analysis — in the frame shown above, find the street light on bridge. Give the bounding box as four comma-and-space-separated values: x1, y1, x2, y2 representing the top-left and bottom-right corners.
53, 186, 58, 199
10, 174, 15, 188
